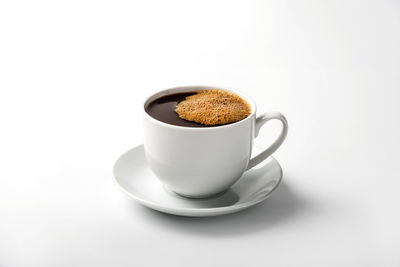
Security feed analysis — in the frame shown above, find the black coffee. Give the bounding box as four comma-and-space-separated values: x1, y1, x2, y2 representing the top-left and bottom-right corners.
145, 92, 210, 127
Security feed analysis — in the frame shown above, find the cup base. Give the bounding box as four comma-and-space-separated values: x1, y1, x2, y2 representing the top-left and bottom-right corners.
163, 185, 229, 199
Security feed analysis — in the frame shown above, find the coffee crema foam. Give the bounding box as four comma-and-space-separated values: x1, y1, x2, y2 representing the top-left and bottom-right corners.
175, 90, 251, 126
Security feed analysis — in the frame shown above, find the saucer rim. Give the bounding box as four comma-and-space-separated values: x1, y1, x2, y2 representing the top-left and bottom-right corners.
113, 144, 283, 216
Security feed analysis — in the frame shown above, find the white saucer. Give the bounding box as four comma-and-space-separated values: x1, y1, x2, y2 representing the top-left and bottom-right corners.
113, 144, 283, 217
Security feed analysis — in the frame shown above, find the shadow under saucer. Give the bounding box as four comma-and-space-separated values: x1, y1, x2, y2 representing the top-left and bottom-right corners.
127, 180, 312, 236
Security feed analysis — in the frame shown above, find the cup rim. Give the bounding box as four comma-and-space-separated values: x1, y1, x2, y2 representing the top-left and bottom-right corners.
143, 85, 257, 130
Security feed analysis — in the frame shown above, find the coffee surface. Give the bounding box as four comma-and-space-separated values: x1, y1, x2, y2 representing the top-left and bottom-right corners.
145, 92, 209, 127
175, 90, 251, 126
145, 90, 251, 127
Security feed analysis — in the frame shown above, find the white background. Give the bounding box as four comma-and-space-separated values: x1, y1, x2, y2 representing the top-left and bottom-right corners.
1, 0, 399, 266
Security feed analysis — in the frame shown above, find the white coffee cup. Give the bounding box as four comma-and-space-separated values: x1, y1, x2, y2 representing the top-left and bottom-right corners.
143, 86, 288, 198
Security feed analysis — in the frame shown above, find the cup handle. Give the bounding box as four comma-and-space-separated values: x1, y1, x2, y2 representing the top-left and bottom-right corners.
246, 112, 288, 170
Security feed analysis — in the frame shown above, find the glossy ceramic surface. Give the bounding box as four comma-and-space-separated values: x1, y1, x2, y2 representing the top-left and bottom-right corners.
143, 85, 288, 197
113, 144, 283, 217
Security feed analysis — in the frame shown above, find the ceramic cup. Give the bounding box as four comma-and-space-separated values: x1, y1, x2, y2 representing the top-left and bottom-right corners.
143, 86, 288, 198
